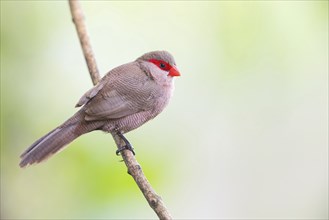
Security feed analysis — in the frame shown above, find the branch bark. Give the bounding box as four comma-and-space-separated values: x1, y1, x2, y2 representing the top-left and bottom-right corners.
68, 1, 172, 219
112, 135, 172, 220
69, 0, 100, 85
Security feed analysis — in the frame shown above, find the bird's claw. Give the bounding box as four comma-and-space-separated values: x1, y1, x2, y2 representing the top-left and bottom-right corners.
115, 130, 136, 156
116, 145, 135, 156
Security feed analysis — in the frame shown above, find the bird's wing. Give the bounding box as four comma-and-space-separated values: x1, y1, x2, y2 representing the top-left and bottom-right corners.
75, 82, 104, 107
79, 62, 158, 121
83, 89, 140, 120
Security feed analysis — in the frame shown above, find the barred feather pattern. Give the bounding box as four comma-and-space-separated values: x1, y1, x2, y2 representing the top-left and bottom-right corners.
20, 51, 178, 167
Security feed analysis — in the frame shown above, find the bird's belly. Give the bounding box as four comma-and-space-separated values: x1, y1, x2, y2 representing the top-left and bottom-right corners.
101, 110, 158, 134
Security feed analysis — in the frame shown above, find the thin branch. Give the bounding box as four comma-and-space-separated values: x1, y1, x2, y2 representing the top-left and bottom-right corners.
69, 0, 100, 85
112, 134, 172, 219
68, 1, 172, 219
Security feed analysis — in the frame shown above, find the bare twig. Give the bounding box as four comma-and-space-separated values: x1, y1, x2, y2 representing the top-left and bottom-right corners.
69, 0, 100, 85
68, 1, 172, 219
112, 135, 172, 219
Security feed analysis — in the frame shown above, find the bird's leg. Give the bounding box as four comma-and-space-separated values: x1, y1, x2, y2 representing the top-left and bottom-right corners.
115, 131, 135, 156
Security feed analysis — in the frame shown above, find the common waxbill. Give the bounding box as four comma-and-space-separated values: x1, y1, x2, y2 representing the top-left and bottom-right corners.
19, 51, 180, 167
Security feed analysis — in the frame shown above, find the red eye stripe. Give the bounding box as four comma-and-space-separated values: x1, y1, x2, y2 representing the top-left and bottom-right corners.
148, 59, 172, 71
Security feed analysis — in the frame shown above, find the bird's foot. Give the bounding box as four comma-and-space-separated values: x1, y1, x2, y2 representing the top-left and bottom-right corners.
115, 131, 136, 156
116, 144, 135, 156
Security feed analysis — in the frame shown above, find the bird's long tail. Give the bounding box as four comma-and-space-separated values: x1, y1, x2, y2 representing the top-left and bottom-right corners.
19, 110, 103, 167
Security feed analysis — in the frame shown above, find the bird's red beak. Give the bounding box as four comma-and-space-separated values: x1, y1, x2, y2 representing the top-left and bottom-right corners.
168, 66, 181, 77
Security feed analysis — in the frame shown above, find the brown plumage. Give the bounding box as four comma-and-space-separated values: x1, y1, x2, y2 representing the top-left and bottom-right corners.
20, 51, 180, 167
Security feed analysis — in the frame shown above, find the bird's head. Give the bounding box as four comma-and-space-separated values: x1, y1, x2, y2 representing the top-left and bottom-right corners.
137, 51, 181, 78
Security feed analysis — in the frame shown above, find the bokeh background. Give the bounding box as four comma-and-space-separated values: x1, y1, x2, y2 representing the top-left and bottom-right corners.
1, 1, 328, 219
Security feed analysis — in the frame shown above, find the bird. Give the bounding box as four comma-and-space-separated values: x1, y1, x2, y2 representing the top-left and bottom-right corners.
19, 50, 180, 167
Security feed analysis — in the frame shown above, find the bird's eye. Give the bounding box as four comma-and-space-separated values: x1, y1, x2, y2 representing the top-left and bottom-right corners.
160, 63, 166, 69
149, 59, 172, 72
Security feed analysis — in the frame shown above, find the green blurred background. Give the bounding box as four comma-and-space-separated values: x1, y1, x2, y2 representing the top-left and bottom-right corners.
1, 1, 328, 219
